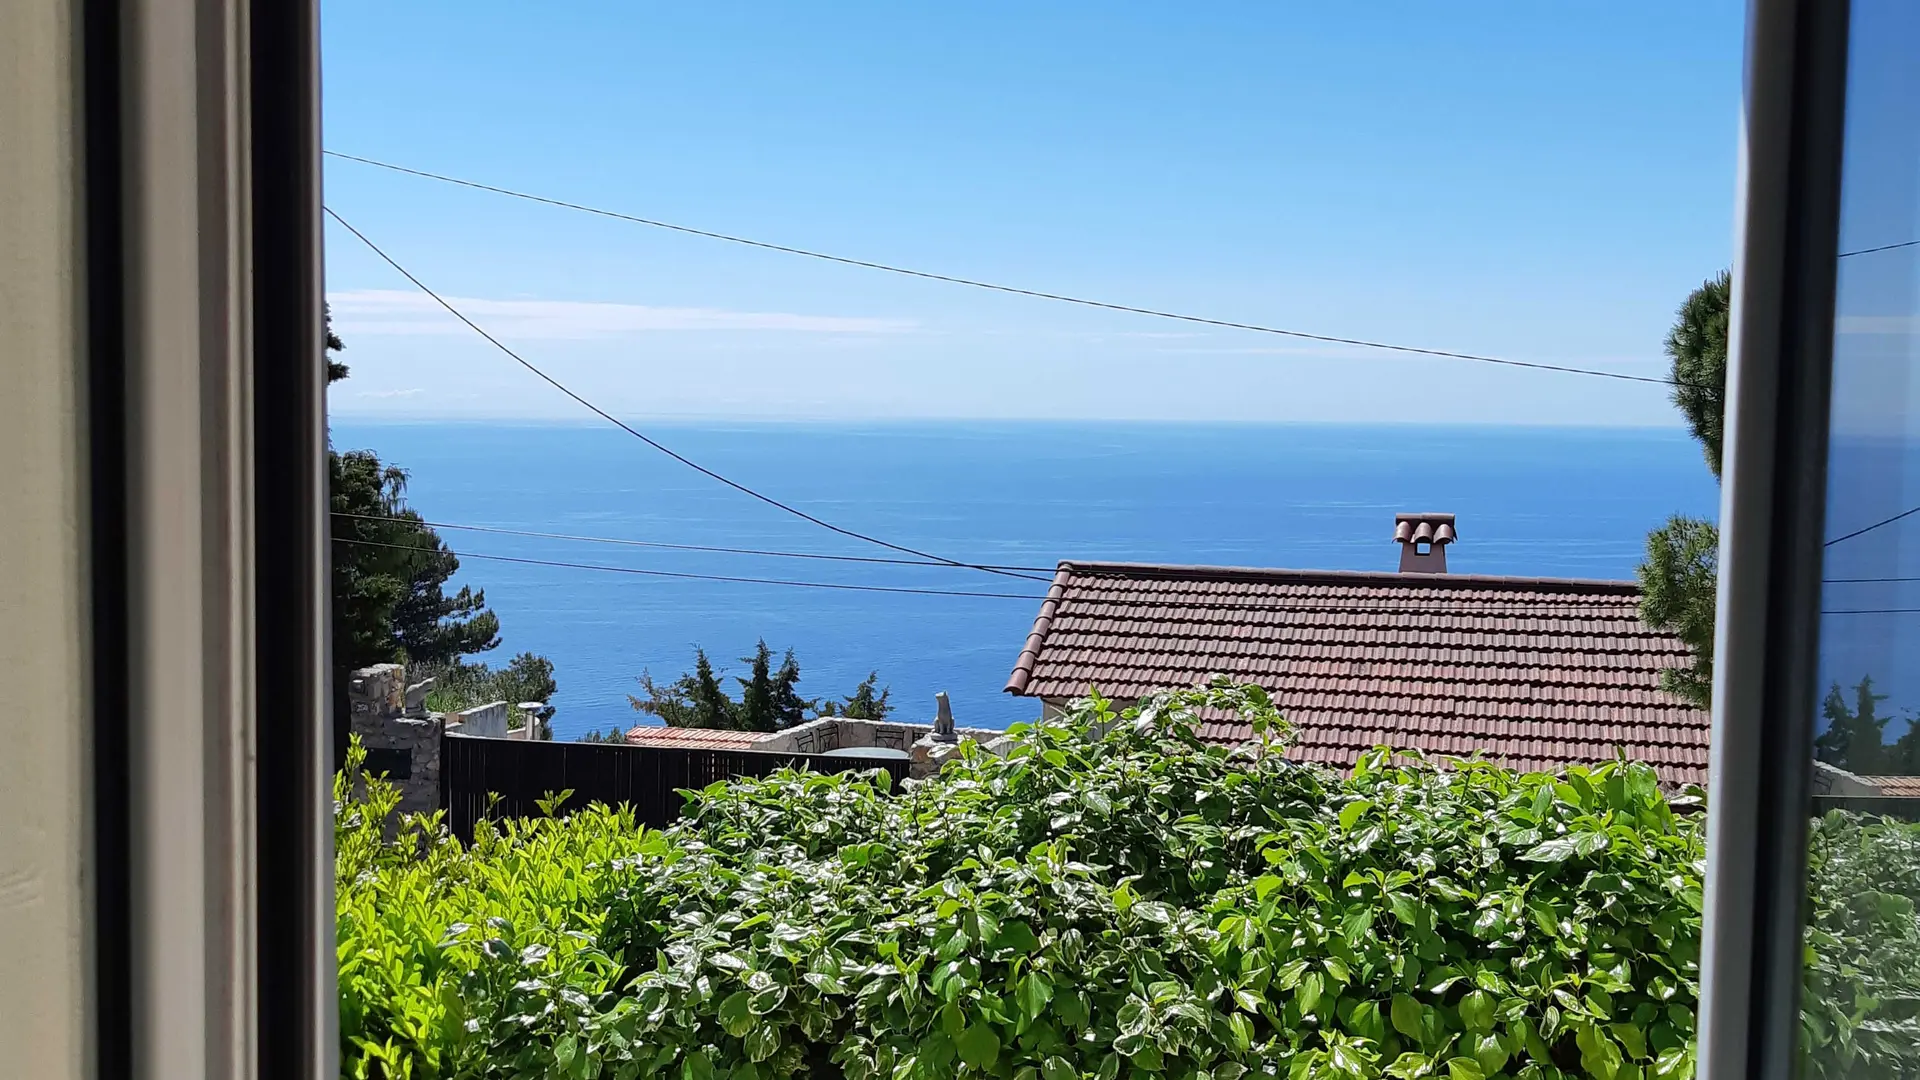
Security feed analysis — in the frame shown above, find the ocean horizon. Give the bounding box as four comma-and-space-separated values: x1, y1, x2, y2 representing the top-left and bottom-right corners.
329, 419, 1722, 741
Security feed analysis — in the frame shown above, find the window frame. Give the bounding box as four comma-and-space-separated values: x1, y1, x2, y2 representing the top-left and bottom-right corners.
1697, 0, 1852, 1077
42, 0, 1871, 1074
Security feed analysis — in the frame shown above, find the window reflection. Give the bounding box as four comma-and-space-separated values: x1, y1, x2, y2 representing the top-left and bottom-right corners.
1806, 1, 1920, 1075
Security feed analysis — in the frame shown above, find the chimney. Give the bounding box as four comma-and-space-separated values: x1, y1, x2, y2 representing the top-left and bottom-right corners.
1394, 512, 1456, 574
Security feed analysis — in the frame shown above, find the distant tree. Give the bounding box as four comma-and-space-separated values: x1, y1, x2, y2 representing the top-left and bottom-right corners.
1667, 271, 1731, 480
1638, 516, 1719, 709
1883, 702, 1920, 775
771, 649, 811, 730
578, 726, 627, 744
415, 653, 558, 739
326, 308, 523, 677
631, 649, 741, 728
688, 650, 735, 729
632, 647, 881, 730
325, 301, 349, 384
736, 641, 779, 732
820, 671, 893, 721
1815, 676, 1892, 775
329, 449, 501, 671
629, 669, 699, 727
1639, 272, 1730, 706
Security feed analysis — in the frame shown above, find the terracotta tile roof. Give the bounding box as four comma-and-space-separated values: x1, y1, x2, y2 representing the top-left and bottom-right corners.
1005, 561, 1710, 785
624, 725, 775, 750
1863, 774, 1920, 797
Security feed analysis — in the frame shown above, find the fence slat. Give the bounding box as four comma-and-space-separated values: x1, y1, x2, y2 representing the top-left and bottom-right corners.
437, 734, 912, 841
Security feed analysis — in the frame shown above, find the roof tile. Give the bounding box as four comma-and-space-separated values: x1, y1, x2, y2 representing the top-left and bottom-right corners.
625, 725, 776, 750
1005, 561, 1710, 784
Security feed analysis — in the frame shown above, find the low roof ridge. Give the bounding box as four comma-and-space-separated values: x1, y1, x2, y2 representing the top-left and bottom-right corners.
1058, 560, 1639, 595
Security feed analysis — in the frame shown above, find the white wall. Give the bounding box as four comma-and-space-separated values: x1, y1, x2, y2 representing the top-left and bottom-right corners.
0, 1, 90, 1074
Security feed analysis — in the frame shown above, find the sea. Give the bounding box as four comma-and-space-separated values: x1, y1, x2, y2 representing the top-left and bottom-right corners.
329, 420, 1723, 743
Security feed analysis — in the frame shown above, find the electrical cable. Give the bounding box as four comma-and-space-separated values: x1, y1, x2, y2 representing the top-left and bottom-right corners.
324, 150, 1688, 388
328, 510, 1057, 573
1840, 238, 1920, 258
1825, 504, 1920, 548
324, 206, 1050, 584
333, 536, 1046, 599
331, 513, 1681, 618
330, 533, 1658, 619
330, 512, 1670, 616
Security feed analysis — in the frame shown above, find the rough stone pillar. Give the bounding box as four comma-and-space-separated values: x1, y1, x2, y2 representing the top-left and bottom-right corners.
347, 662, 442, 816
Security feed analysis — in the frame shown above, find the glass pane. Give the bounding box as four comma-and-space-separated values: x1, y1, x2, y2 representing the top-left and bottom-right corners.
323, 8, 1744, 1079
1808, 2, 1920, 1076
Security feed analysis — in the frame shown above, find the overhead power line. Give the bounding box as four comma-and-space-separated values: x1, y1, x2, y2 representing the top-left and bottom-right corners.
344, 510, 1825, 612
330, 510, 1056, 573
334, 537, 1047, 599
324, 150, 1685, 389
330, 530, 1668, 620
1839, 238, 1920, 258
1825, 504, 1920, 548
324, 207, 1049, 584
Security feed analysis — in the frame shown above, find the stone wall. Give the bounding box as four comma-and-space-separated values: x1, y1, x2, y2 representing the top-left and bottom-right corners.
755, 716, 1013, 778
1812, 759, 1887, 797
445, 700, 508, 739
347, 663, 442, 815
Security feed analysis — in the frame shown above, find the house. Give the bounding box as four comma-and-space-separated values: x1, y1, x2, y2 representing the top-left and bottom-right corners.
1003, 512, 1711, 784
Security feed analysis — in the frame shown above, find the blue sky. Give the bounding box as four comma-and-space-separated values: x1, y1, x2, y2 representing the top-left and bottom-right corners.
321, 2, 1745, 424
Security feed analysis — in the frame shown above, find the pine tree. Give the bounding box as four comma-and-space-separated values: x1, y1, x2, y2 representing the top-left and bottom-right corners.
328, 449, 501, 670
823, 671, 892, 721
736, 641, 778, 732
1637, 516, 1719, 708
633, 646, 877, 730
1814, 676, 1891, 774
326, 313, 502, 672
1666, 270, 1731, 480
325, 301, 349, 384
690, 649, 736, 729
770, 649, 812, 730
1638, 272, 1728, 706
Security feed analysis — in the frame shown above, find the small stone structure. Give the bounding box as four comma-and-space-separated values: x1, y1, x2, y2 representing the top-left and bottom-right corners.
348, 663, 442, 815
349, 662, 552, 815
1812, 759, 1888, 797
756, 701, 1013, 779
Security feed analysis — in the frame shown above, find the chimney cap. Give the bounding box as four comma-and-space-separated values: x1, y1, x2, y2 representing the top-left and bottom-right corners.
1394, 512, 1457, 546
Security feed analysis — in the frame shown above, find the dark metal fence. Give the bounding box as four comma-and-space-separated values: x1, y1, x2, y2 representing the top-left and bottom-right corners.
440, 733, 912, 840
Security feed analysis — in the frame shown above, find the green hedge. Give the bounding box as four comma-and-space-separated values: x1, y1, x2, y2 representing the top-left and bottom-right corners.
335, 682, 1917, 1080
1801, 810, 1920, 1077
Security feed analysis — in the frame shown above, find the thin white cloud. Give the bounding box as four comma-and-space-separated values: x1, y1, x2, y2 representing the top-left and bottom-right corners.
354, 387, 425, 398
326, 289, 917, 339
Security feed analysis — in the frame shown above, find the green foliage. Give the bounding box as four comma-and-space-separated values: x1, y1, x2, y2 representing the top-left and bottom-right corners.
326, 315, 502, 674
820, 671, 895, 722
335, 739, 655, 1079
1801, 811, 1920, 1080
1637, 516, 1719, 709
631, 643, 883, 732
1811, 676, 1920, 777
340, 682, 1718, 1080
419, 652, 559, 733
1637, 272, 1730, 707
578, 727, 629, 744
326, 301, 350, 383
1815, 677, 1892, 774
1664, 271, 1730, 481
